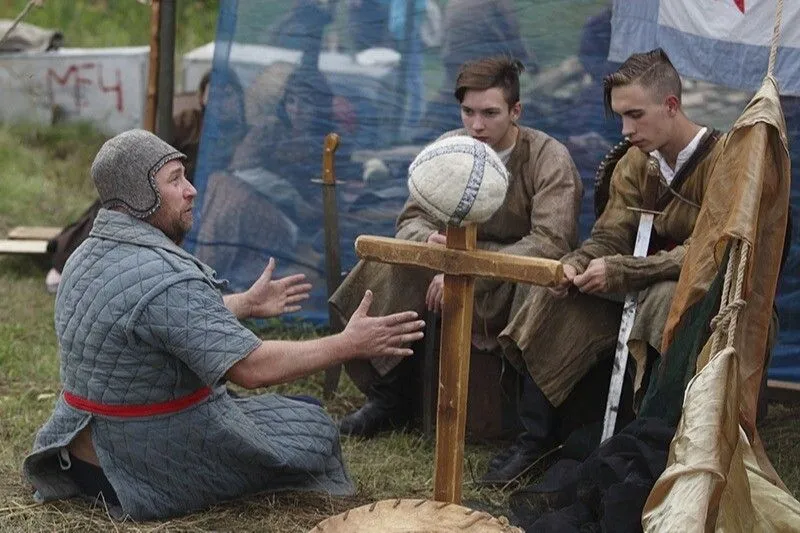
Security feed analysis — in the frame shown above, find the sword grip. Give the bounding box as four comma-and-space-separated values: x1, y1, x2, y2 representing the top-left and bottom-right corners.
643, 157, 660, 212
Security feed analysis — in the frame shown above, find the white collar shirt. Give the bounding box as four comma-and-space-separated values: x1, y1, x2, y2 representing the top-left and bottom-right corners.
653, 127, 708, 185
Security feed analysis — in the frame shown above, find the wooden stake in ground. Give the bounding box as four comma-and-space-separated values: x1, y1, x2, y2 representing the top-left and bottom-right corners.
355, 231, 563, 503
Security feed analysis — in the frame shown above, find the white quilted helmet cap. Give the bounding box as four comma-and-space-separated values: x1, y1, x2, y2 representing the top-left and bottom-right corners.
408, 135, 509, 227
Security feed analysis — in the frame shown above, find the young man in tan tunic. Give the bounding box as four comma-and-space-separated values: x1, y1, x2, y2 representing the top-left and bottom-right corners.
329, 56, 583, 439
494, 49, 726, 483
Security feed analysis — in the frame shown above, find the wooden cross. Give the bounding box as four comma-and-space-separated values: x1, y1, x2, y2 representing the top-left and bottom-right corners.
355, 225, 564, 503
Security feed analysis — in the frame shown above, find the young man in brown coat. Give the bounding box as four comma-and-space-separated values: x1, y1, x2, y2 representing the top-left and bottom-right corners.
330, 57, 584, 448
496, 48, 725, 483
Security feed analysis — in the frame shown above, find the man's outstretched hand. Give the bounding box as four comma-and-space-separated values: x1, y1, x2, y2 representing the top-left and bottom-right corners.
247, 258, 312, 317
226, 258, 312, 319
343, 290, 425, 358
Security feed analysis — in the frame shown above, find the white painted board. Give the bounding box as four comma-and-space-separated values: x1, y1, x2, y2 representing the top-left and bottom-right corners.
0, 47, 149, 134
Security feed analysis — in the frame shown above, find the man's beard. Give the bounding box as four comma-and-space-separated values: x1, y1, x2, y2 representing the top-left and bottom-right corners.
167, 219, 190, 244
158, 215, 191, 244
147, 208, 192, 244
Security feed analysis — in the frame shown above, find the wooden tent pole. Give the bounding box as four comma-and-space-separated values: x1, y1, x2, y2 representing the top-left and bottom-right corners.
156, 0, 176, 141
144, 0, 162, 133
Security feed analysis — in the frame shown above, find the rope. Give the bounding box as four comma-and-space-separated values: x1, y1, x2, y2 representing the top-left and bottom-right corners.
767, 0, 784, 77
710, 239, 738, 355
0, 0, 45, 48
708, 239, 750, 363
727, 241, 750, 342
709, 297, 746, 344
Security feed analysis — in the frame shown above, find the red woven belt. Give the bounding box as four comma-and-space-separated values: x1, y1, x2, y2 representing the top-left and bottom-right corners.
63, 386, 212, 417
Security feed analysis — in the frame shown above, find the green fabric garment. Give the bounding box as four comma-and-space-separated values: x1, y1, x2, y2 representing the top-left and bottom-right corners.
639, 247, 727, 426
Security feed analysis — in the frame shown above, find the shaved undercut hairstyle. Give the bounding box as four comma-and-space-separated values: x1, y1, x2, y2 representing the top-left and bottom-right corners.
454, 56, 525, 108
602, 48, 682, 115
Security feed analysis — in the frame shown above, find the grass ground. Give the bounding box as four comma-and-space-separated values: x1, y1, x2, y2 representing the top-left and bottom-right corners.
0, 117, 508, 531
3, 0, 218, 58
1, 2, 799, 531
2, 120, 800, 533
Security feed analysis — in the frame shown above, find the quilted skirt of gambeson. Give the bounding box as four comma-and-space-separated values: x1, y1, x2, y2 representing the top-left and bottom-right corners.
24, 388, 353, 519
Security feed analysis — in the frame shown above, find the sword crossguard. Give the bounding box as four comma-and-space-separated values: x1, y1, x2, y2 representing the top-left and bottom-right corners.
626, 206, 662, 216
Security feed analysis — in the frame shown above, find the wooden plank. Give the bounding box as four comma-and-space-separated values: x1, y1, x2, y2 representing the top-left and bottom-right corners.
0, 239, 49, 254
766, 379, 800, 403
768, 379, 800, 391
355, 235, 564, 286
8, 226, 61, 240
433, 224, 476, 504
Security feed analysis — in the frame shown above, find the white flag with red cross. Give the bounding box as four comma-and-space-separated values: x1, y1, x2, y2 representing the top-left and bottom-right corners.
609, 0, 800, 95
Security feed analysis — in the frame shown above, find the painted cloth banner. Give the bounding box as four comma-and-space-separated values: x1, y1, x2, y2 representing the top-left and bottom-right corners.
610, 0, 800, 96
611, 0, 800, 383
643, 77, 800, 533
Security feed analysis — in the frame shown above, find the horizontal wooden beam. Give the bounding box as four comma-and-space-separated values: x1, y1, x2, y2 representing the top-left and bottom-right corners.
355, 235, 564, 287
766, 379, 800, 403
0, 239, 49, 254
8, 226, 61, 240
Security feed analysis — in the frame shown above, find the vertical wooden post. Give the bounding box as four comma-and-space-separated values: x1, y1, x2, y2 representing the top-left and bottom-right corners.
433, 224, 477, 503
144, 0, 161, 133
155, 0, 176, 141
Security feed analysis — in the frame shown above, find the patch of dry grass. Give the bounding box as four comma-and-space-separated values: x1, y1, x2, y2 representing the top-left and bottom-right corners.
0, 366, 510, 532
1, 121, 799, 532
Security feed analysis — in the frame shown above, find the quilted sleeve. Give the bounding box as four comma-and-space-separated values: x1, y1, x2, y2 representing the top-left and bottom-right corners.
130, 277, 262, 385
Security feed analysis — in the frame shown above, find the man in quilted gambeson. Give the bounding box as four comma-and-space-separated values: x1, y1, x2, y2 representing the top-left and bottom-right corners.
23, 129, 425, 520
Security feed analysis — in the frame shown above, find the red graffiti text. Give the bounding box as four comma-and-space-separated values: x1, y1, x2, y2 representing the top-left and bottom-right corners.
46, 62, 124, 113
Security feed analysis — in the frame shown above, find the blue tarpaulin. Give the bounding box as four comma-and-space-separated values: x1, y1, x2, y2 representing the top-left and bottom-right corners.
183, 0, 798, 383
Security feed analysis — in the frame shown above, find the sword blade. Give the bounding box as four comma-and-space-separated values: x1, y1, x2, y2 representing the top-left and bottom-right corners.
632, 211, 654, 258
601, 212, 654, 442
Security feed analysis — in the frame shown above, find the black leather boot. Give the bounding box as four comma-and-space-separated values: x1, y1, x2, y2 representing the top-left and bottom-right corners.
339, 357, 417, 438
480, 373, 558, 485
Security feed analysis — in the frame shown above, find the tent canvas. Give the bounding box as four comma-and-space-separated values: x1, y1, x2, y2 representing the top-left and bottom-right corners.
182, 0, 798, 384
